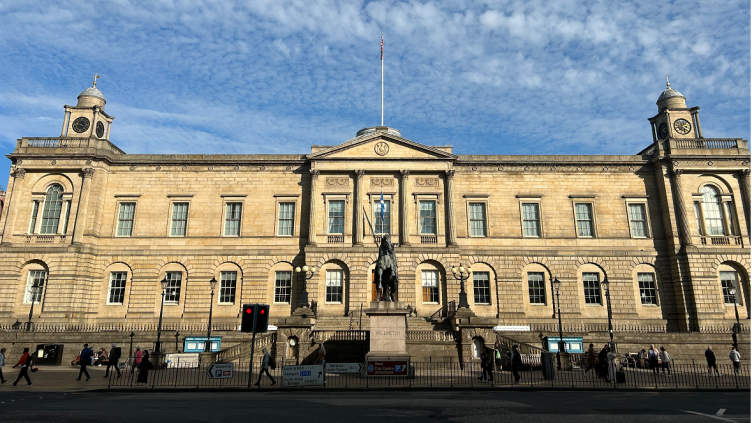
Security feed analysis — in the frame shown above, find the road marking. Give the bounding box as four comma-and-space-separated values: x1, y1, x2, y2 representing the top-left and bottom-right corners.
717, 409, 726, 416
682, 410, 737, 422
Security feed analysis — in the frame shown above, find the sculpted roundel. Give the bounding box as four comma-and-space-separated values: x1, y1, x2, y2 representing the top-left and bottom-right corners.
374, 141, 389, 156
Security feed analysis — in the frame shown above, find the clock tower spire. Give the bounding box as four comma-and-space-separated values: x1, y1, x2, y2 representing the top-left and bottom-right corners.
648, 77, 703, 142
60, 76, 115, 141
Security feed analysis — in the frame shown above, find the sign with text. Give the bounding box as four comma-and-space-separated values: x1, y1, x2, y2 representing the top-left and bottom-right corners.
282, 365, 325, 387
366, 360, 409, 376
206, 363, 234, 379
166, 353, 199, 369
326, 363, 363, 373
492, 325, 531, 332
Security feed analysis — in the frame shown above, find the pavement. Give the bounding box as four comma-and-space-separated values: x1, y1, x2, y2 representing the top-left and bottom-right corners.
0, 364, 113, 392
0, 390, 748, 422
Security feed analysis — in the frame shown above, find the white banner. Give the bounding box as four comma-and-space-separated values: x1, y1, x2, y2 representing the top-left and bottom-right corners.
492, 325, 531, 332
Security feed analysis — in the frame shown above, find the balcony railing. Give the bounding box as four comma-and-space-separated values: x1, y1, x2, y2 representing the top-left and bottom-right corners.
701, 236, 742, 246
327, 235, 344, 244
420, 235, 437, 244
675, 139, 739, 149
25, 235, 67, 244
20, 137, 125, 155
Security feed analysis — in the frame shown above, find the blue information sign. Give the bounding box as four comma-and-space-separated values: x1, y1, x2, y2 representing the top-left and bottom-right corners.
545, 337, 584, 353
183, 337, 222, 353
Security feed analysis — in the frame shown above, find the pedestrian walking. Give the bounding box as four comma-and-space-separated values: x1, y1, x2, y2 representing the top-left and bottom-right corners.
12, 347, 33, 388
729, 346, 741, 375
648, 344, 660, 374
637, 349, 647, 369
705, 346, 721, 376
494, 341, 503, 371
479, 347, 494, 382
507, 345, 523, 384
105, 343, 122, 378
484, 347, 495, 382
136, 350, 151, 385
131, 346, 142, 375
606, 345, 618, 383
254, 348, 276, 386
583, 344, 597, 376
0, 348, 7, 383
659, 347, 671, 376
596, 344, 608, 379
76, 343, 94, 381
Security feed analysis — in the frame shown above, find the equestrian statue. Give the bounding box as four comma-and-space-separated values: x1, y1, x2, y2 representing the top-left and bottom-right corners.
374, 234, 399, 302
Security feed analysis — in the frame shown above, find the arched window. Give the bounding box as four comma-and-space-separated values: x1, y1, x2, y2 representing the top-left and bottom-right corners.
40, 185, 64, 234
701, 186, 725, 236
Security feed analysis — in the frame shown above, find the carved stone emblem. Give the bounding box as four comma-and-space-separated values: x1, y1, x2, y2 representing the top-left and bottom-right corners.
371, 178, 394, 187
415, 178, 439, 187
326, 177, 349, 186
374, 142, 389, 156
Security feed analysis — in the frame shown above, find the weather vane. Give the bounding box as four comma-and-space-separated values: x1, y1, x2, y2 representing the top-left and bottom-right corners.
665, 74, 670, 88
93, 73, 100, 87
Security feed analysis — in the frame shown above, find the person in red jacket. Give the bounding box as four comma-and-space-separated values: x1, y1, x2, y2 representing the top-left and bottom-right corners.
12, 348, 33, 388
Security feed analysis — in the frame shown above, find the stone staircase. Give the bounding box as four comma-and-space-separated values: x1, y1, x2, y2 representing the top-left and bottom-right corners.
215, 332, 276, 364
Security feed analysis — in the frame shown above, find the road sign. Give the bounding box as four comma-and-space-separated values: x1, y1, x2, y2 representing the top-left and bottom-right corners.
282, 365, 324, 386
206, 363, 234, 379
326, 363, 363, 373
366, 360, 409, 376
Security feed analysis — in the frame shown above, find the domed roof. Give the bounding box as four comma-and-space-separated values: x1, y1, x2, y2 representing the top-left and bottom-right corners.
657, 76, 684, 102
78, 86, 105, 100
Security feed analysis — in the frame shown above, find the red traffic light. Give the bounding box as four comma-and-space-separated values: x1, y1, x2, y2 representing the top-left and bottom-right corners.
260, 309, 265, 314
245, 308, 251, 314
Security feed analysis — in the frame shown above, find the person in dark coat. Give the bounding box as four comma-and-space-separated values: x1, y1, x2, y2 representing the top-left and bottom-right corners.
507, 345, 523, 384
583, 344, 597, 376
596, 344, 608, 379
479, 347, 493, 382
136, 350, 151, 385
77, 344, 94, 381
105, 343, 121, 378
705, 347, 721, 377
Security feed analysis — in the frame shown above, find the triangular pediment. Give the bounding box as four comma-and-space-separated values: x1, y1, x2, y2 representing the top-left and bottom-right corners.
308, 131, 455, 160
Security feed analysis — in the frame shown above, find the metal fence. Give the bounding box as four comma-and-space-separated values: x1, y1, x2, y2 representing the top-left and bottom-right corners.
109, 358, 749, 390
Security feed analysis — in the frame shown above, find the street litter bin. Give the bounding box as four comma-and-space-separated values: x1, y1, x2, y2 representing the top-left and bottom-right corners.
34, 344, 64, 366
541, 351, 555, 380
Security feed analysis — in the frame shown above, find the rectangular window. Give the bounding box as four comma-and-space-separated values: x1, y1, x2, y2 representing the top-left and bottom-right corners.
116, 203, 136, 237
218, 271, 237, 304
469, 203, 487, 237
28, 201, 40, 234
527, 272, 546, 305
421, 270, 439, 303
721, 271, 740, 305
274, 271, 292, 304
170, 203, 189, 237
325, 270, 343, 303
24, 270, 46, 304
522, 203, 541, 237
61, 200, 71, 234
583, 272, 601, 305
694, 202, 703, 235
277, 202, 295, 236
419, 201, 437, 235
628, 203, 648, 238
374, 200, 391, 235
164, 272, 182, 304
725, 203, 736, 236
638, 273, 658, 305
224, 203, 242, 236
107, 272, 127, 305
575, 203, 594, 237
473, 272, 490, 304
40, 198, 62, 235
328, 200, 345, 234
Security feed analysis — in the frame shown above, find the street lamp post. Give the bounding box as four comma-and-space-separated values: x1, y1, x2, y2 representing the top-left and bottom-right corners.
155, 276, 168, 354
601, 277, 616, 353
175, 331, 181, 353
25, 281, 42, 332
128, 331, 135, 358
450, 264, 472, 309
293, 265, 317, 316
730, 288, 741, 351
551, 277, 569, 370
205, 277, 217, 352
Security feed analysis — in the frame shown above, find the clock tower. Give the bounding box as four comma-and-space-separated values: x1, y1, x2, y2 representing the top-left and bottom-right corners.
648, 76, 703, 142
61, 74, 115, 140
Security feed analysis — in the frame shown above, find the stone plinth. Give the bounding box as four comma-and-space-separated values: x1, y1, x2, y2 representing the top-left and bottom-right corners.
365, 301, 409, 359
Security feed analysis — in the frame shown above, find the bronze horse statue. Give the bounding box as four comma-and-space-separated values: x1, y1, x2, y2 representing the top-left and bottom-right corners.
375, 234, 399, 301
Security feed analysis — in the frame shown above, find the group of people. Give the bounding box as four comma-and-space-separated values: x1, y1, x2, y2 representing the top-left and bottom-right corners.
0, 347, 37, 387
583, 344, 621, 382
478, 342, 523, 384
634, 344, 673, 375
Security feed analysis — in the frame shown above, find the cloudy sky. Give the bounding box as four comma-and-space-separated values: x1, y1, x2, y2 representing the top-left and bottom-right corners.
0, 0, 749, 188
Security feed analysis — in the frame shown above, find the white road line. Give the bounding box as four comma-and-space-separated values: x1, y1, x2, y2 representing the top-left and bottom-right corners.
682, 410, 738, 422
717, 409, 727, 416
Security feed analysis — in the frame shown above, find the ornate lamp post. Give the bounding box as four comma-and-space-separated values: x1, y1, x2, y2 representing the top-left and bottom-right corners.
155, 276, 168, 354
174, 331, 181, 353
204, 277, 218, 352
551, 277, 569, 370
25, 280, 43, 332
730, 288, 741, 351
128, 331, 135, 358
601, 277, 616, 352
293, 265, 317, 316
450, 264, 472, 309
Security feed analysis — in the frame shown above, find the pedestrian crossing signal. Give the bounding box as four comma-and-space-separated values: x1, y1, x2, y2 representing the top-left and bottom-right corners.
241, 304, 270, 333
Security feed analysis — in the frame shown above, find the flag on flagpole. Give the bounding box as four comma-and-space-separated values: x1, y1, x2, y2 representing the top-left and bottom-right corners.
381, 35, 384, 60
380, 189, 385, 231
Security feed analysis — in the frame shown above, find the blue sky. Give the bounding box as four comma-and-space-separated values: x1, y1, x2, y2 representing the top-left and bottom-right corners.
0, 0, 749, 190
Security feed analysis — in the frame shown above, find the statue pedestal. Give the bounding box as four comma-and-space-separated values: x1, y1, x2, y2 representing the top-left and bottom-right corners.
365, 301, 410, 360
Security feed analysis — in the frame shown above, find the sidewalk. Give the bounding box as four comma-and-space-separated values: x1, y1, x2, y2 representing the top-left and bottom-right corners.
0, 364, 114, 392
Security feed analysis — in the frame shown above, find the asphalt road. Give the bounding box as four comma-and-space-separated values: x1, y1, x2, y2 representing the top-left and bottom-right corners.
0, 390, 748, 422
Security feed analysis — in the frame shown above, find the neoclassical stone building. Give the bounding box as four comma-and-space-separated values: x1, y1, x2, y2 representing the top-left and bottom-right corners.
0, 80, 749, 363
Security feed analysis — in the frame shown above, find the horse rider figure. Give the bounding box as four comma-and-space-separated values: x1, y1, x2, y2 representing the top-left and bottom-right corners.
375, 234, 399, 301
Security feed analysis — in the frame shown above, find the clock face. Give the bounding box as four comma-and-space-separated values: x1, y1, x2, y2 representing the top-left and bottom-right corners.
289, 339, 297, 346
673, 118, 691, 135
658, 123, 668, 139
96, 121, 105, 138
72, 117, 90, 133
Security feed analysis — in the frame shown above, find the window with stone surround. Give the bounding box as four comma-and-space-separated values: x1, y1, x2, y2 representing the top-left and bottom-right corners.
419, 201, 437, 235
274, 271, 292, 304
219, 271, 237, 304
277, 202, 295, 236
638, 273, 658, 305
422, 270, 439, 303
116, 203, 136, 237
224, 203, 242, 237
40, 184, 64, 234
469, 203, 487, 237
28, 200, 40, 234
574, 203, 594, 237
164, 271, 182, 304
628, 203, 648, 238
473, 272, 490, 304
170, 203, 189, 237
325, 270, 343, 303
328, 200, 345, 235
583, 272, 601, 305
528, 272, 546, 305
701, 186, 725, 236
107, 272, 127, 305
522, 203, 541, 237
24, 270, 46, 304
721, 271, 741, 305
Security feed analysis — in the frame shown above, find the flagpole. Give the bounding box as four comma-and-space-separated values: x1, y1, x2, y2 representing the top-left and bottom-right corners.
381, 33, 384, 127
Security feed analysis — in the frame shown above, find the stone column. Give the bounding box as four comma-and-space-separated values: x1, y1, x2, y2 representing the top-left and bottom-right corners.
670, 168, 692, 246
0, 168, 26, 245
308, 169, 320, 246
71, 168, 95, 245
739, 169, 751, 236
444, 170, 457, 246
399, 170, 410, 246
354, 170, 365, 246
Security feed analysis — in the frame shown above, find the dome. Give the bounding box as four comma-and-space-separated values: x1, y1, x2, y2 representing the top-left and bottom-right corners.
76, 85, 106, 108
656, 76, 686, 110
657, 85, 684, 102
78, 86, 105, 101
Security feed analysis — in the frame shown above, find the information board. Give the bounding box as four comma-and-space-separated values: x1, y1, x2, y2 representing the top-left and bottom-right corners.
166, 353, 199, 368
206, 363, 234, 379
366, 360, 409, 376
282, 365, 325, 387
326, 363, 363, 373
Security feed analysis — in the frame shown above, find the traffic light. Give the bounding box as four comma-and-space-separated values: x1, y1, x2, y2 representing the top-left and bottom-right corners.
241, 304, 270, 333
